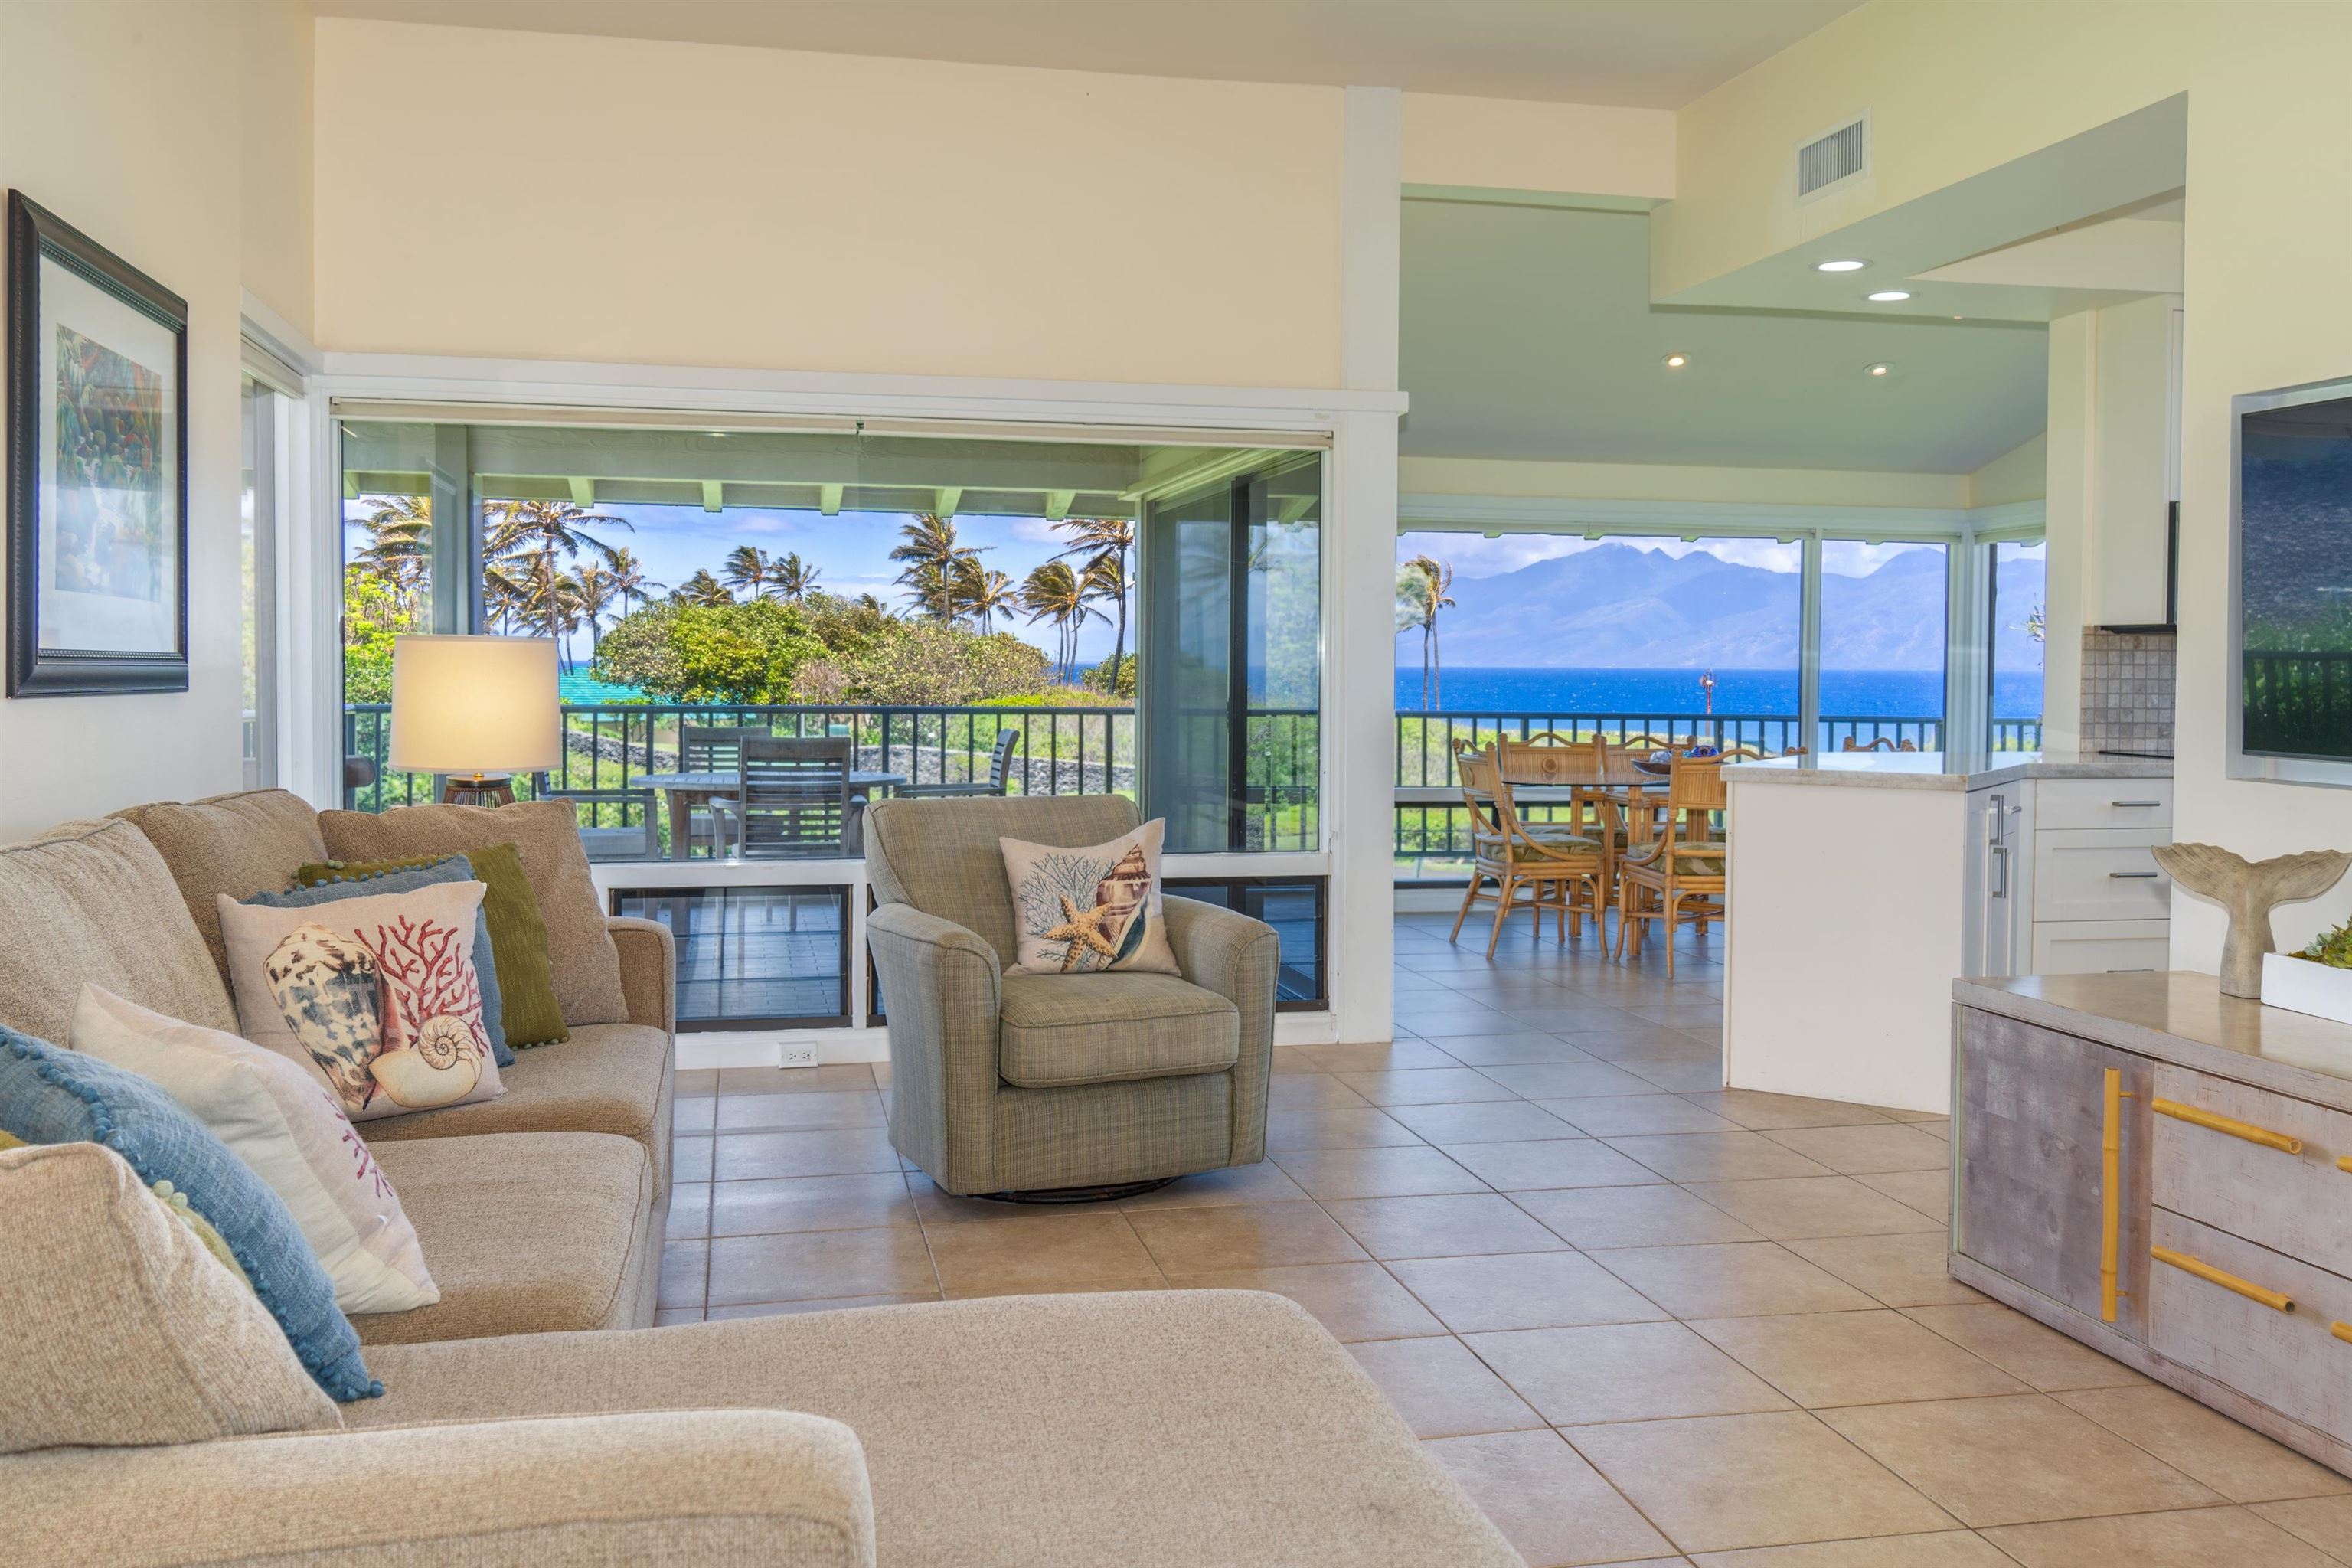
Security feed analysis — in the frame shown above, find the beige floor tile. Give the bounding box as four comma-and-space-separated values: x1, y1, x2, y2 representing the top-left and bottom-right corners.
1683, 1176, 1944, 1240
653, 1307, 704, 1325
923, 1212, 1159, 1294
1127, 1200, 1371, 1272
704, 1292, 939, 1319
711, 1127, 904, 1180
1619, 1060, 1731, 1093
1385, 1099, 1585, 1144
1427, 1429, 1676, 1567
1269, 1044, 1325, 1075
941, 1276, 1171, 1299
674, 1135, 714, 1183
1605, 1133, 1835, 1184
1301, 1041, 1466, 1073
905, 1174, 1122, 1226
1265, 1106, 1425, 1151
1336, 1067, 1524, 1106
1477, 1060, 1668, 1099
1782, 1233, 1983, 1308
1115, 1161, 1312, 1209
1980, 1506, 2340, 1567
1689, 1309, 2027, 1407
1537, 1094, 1743, 1137
1689, 1533, 2012, 1566
716, 1089, 887, 1133
1677, 1090, 1893, 1132
1270, 1144, 1487, 1200
2256, 1495, 2352, 1560
717, 1064, 886, 1095
1760, 1122, 1953, 1175
1440, 1138, 1663, 1191
1468, 1321, 1792, 1426
1165, 1262, 1445, 1341
709, 1172, 916, 1236
1511, 1184, 1766, 1249
666, 1181, 711, 1239
706, 1226, 938, 1305
1821, 1393, 2220, 1527
1569, 1410, 1956, 1554
1857, 1169, 1952, 1224
1388, 1250, 1670, 1334
1346, 1334, 1546, 1439
2058, 1385, 2352, 1504
1419, 1034, 1608, 1067
673, 1094, 717, 1134
1324, 1193, 1569, 1260
1588, 1242, 1877, 1319
658, 1238, 707, 1309
1268, 1073, 1376, 1110
1901, 1303, 2150, 1390
675, 1067, 722, 1096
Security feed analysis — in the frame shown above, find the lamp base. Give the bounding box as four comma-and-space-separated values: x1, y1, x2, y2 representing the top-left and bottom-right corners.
439, 775, 515, 808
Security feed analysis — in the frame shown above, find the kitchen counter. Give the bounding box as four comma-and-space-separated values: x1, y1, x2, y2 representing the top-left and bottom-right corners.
1725, 750, 2174, 792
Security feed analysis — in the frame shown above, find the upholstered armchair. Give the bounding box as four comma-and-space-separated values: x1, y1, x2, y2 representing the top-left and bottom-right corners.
864, 794, 1280, 1200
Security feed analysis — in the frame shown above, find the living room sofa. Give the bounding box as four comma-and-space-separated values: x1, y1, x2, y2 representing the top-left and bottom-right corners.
0, 788, 1521, 1566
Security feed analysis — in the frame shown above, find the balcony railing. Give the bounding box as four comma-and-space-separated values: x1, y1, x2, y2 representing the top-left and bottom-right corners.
2244, 650, 2352, 758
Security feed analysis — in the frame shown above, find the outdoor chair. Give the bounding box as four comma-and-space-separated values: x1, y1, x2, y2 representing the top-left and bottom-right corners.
680, 724, 752, 855
863, 793, 1279, 1200
737, 736, 856, 858
552, 786, 662, 861
1450, 745, 1608, 956
897, 727, 1022, 799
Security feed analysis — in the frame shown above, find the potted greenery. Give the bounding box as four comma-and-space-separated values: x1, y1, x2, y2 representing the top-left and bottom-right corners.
2262, 917, 2352, 1025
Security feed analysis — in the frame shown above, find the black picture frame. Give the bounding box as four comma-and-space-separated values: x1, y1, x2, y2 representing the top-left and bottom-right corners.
6, 191, 190, 697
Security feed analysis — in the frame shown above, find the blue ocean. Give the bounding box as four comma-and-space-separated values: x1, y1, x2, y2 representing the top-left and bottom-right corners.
1393, 667, 2045, 720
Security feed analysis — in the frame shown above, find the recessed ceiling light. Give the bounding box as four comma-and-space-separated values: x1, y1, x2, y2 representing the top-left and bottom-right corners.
1867, 289, 1912, 302
1866, 362, 1893, 377
1815, 258, 1869, 273
1663, 353, 1689, 369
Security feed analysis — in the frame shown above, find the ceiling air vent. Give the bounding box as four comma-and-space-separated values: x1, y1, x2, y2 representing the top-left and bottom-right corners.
1796, 115, 1869, 201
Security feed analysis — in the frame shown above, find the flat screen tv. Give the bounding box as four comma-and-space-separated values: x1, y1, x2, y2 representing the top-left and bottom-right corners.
2234, 378, 2352, 782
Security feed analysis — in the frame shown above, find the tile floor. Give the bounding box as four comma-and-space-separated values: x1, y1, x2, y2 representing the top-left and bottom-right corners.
658, 912, 2352, 1566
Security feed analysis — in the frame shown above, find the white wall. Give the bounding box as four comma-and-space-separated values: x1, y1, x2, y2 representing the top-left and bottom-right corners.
1400, 92, 1674, 199
1968, 433, 2047, 510
1402, 453, 1973, 511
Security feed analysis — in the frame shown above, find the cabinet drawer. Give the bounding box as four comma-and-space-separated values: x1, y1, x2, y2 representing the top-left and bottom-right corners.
2031, 920, 2171, 976
2033, 830, 2173, 922
2151, 1065, 2352, 1279
2148, 1210, 2352, 1445
2035, 778, 2173, 831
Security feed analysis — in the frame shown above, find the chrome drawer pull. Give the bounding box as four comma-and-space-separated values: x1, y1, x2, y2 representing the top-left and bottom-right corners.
2110, 799, 2164, 808
2152, 1245, 2295, 1312
2109, 871, 2162, 880
2152, 1098, 2303, 1154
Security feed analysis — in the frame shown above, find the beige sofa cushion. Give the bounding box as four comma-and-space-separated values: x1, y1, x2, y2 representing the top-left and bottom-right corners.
113, 789, 329, 984
354, 1291, 1520, 1567
0, 1141, 338, 1452
319, 800, 626, 1027
998, 972, 1239, 1088
354, 1132, 653, 1344
356, 1021, 674, 1198
864, 794, 1142, 964
0, 818, 236, 1041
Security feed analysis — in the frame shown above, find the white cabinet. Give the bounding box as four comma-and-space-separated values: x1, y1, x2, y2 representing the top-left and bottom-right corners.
1965, 776, 2171, 976
2086, 296, 2184, 629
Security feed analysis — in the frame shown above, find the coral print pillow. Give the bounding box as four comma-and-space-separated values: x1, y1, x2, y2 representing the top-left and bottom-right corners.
1000, 819, 1180, 977
216, 881, 505, 1122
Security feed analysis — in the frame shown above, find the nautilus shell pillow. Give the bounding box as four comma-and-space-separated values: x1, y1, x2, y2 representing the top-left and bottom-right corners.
999, 819, 1179, 977
216, 882, 505, 1122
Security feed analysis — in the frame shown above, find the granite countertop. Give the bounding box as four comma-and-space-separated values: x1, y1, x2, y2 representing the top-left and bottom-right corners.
1955, 972, 2352, 1110
1724, 750, 2174, 792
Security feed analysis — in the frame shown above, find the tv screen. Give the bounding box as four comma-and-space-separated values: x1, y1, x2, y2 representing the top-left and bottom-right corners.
2241, 390, 2352, 762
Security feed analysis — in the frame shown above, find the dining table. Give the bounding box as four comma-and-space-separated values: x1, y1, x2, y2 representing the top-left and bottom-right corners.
632, 769, 910, 860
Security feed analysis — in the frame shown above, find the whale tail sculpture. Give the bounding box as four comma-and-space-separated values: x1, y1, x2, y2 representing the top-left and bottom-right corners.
2151, 843, 2352, 997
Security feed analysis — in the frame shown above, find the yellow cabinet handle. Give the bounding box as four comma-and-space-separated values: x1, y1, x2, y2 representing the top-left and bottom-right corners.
2151, 1098, 2303, 1155
2152, 1245, 2295, 1312
2338, 1156, 2352, 1175
2333, 1322, 2352, 1346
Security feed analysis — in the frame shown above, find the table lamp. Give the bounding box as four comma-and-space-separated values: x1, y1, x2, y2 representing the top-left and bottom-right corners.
388, 634, 562, 806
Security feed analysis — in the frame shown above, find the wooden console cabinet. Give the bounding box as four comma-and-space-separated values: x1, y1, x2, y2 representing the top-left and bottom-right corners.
1953, 973, 2352, 1476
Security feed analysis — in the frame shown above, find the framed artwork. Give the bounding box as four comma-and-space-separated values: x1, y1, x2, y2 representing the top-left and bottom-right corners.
6, 191, 188, 696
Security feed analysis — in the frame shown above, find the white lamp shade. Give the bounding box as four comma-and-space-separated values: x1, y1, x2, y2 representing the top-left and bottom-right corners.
388, 635, 562, 776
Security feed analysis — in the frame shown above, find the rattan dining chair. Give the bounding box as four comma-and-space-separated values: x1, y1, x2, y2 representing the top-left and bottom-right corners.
1613, 753, 1727, 977
1450, 746, 1609, 957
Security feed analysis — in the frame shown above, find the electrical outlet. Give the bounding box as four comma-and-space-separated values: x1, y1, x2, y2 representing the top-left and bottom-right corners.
776, 1040, 820, 1070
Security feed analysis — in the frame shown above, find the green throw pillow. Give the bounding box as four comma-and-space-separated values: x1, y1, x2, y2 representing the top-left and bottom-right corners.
295, 843, 569, 1047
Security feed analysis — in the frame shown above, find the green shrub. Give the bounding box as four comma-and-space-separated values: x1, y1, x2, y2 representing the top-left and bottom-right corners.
2301, 917, 2352, 970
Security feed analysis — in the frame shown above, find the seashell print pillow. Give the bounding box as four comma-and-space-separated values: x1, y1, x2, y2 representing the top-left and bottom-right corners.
999, 819, 1180, 977
216, 882, 505, 1122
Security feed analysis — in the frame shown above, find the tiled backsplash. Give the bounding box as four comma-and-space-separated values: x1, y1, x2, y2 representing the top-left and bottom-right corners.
2079, 628, 2177, 755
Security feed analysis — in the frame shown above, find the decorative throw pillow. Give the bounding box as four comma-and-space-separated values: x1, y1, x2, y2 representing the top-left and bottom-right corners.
1000, 819, 1181, 976
317, 800, 626, 1028
217, 882, 506, 1122
293, 842, 564, 1050
73, 985, 439, 1315
0, 1140, 342, 1452
0, 1026, 377, 1402
256, 857, 515, 1066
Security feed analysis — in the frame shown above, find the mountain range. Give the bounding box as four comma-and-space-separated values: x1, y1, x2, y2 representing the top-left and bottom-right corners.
1407, 543, 2043, 671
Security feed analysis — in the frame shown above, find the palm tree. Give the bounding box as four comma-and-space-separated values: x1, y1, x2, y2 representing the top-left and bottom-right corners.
573, 562, 618, 659
1400, 554, 1456, 710
956, 562, 1021, 632
890, 513, 979, 623
1021, 560, 1099, 681
606, 547, 662, 616
771, 552, 819, 603
723, 544, 773, 599
481, 499, 632, 645
1054, 518, 1135, 688
674, 568, 734, 607
355, 495, 432, 602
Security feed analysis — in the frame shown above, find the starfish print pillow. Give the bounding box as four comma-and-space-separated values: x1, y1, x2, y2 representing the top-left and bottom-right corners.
1000, 820, 1180, 977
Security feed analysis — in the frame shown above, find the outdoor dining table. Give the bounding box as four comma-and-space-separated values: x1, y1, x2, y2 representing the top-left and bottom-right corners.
632, 769, 910, 860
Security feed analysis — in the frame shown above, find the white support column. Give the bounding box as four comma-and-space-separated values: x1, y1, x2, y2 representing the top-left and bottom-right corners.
1331, 85, 1403, 1045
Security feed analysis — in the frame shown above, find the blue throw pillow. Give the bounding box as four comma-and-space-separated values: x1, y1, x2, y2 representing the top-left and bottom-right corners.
0, 1027, 379, 1401
249, 858, 513, 1068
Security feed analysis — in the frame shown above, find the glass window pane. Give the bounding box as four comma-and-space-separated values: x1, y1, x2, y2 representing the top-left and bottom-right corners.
1248, 462, 1320, 851
239, 376, 279, 789
609, 885, 848, 1027
1991, 539, 2047, 751
1143, 480, 1236, 854
341, 420, 436, 809
1819, 540, 1949, 753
